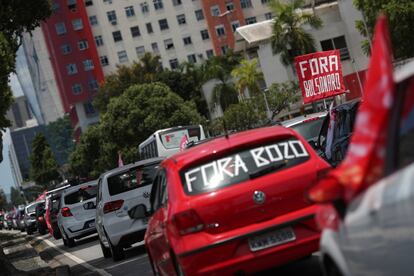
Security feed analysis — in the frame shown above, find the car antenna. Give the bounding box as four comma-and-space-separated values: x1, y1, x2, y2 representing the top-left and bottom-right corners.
222, 118, 229, 139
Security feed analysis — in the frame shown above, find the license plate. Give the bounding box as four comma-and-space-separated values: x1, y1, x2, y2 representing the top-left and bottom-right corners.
88, 222, 95, 228
248, 227, 296, 252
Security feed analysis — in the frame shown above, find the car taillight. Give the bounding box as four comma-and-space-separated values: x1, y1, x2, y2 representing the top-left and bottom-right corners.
103, 200, 124, 214
172, 209, 204, 236
38, 216, 44, 221
61, 207, 73, 217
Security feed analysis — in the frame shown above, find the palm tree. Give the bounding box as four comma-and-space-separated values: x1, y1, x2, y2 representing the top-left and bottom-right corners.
231, 58, 264, 100
269, 0, 323, 66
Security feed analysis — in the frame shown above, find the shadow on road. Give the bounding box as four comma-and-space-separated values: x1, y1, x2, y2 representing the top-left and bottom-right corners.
256, 255, 323, 276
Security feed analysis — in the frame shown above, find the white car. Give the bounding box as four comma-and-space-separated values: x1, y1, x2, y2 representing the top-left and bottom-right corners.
57, 180, 98, 247
96, 158, 162, 261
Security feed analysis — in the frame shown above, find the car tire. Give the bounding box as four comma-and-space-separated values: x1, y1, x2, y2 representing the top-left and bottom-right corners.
325, 258, 344, 276
62, 229, 76, 248
20, 228, 24, 232
100, 239, 112, 258
27, 228, 33, 235
109, 241, 125, 261
39, 226, 46, 235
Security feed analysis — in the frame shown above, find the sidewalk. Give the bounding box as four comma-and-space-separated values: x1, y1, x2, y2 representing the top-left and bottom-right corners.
0, 230, 69, 276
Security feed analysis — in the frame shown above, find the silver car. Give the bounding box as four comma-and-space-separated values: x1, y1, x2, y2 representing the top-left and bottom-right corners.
57, 180, 98, 247
310, 60, 414, 276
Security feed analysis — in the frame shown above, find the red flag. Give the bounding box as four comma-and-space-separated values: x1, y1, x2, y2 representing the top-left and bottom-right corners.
310, 14, 395, 202
118, 151, 124, 167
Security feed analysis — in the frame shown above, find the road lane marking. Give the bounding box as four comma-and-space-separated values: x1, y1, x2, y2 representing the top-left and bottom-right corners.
35, 236, 111, 276
104, 254, 148, 270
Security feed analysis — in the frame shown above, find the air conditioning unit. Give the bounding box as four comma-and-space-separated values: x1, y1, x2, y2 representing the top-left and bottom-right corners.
111, 20, 117, 25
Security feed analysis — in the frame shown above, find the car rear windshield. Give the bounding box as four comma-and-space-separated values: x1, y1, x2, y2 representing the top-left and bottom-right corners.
160, 127, 201, 149
64, 185, 97, 205
290, 117, 324, 142
181, 138, 310, 195
107, 162, 160, 196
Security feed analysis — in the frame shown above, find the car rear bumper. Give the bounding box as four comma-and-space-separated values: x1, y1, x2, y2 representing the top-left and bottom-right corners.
64, 219, 96, 239
176, 206, 320, 275
105, 216, 147, 246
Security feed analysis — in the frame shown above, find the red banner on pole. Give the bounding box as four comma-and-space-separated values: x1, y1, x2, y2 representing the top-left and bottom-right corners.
294, 50, 346, 104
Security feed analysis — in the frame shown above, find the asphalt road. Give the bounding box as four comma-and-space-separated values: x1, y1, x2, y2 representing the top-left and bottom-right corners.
32, 232, 323, 276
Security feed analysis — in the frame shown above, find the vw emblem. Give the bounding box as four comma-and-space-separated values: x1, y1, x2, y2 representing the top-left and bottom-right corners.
143, 191, 150, 198
253, 190, 266, 205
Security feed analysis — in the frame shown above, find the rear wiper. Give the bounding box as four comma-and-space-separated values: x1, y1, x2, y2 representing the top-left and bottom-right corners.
249, 162, 288, 179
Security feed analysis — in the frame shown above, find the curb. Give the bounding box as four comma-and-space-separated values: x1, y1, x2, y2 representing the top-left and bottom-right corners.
26, 235, 71, 276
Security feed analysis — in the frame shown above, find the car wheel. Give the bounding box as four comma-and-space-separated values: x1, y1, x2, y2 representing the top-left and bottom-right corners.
108, 239, 125, 261
27, 228, 33, 235
100, 239, 112, 258
324, 258, 344, 276
62, 229, 75, 248
39, 226, 46, 235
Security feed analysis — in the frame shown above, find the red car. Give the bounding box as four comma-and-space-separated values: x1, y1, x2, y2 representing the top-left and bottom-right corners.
130, 126, 330, 275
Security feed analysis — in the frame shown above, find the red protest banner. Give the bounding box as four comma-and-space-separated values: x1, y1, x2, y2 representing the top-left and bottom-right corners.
294, 50, 346, 104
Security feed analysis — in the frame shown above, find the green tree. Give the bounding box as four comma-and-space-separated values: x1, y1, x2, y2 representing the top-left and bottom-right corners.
0, 0, 52, 162
10, 187, 25, 206
29, 134, 60, 188
269, 0, 323, 66
266, 82, 300, 121
231, 58, 264, 100
223, 100, 267, 131
353, 0, 414, 59
47, 116, 75, 164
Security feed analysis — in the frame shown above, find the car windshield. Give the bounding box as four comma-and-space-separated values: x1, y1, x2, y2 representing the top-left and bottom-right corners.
181, 137, 310, 195
26, 204, 38, 214
107, 162, 160, 196
160, 127, 201, 149
64, 185, 97, 205
290, 117, 325, 142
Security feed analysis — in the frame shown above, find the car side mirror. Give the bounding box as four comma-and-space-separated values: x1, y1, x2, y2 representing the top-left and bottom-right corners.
128, 204, 148, 219
83, 202, 96, 210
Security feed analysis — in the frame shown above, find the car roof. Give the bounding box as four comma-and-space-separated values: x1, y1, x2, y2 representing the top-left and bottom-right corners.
100, 157, 164, 179
169, 126, 303, 169
280, 112, 327, 127
62, 179, 98, 195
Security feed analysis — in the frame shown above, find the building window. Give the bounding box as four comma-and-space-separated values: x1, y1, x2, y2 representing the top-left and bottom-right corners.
215, 25, 225, 37
83, 102, 97, 116
151, 42, 159, 53
158, 19, 169, 30
146, 22, 153, 34
183, 36, 192, 45
141, 2, 149, 13
195, 9, 204, 21
221, 45, 229, 54
103, 0, 112, 4
55, 22, 66, 35
78, 40, 89, 50
71, 84, 82, 95
206, 49, 214, 59
164, 38, 174, 50
67, 0, 76, 9
240, 0, 252, 9
136, 46, 145, 58
153, 0, 163, 10
117, 50, 128, 63
83, 59, 94, 71
200, 29, 209, 40
107, 10, 117, 24
66, 63, 78, 75
51, 2, 59, 12
112, 31, 123, 42
320, 36, 350, 60
261, 0, 270, 3
125, 6, 135, 17
169, 58, 179, 69
88, 79, 99, 90
95, 35, 103, 46
211, 5, 220, 16
72, 19, 83, 31
177, 14, 186, 25
130, 26, 141, 37
245, 16, 257, 24
89, 15, 98, 26
61, 44, 71, 55
187, 54, 196, 64
100, 55, 109, 66
231, 21, 240, 32
264, 12, 273, 20
172, 0, 181, 6
226, 2, 234, 11
85, 0, 93, 6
